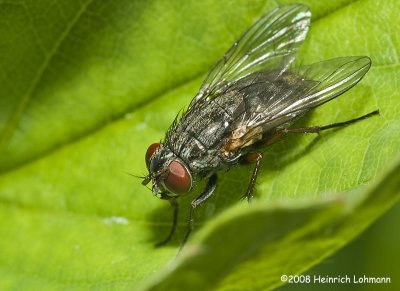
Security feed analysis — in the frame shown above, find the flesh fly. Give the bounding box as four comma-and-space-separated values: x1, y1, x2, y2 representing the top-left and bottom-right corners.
142, 4, 378, 246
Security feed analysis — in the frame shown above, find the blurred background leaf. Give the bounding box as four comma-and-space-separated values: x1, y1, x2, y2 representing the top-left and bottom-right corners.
0, 0, 399, 290
280, 201, 400, 291
142, 159, 400, 290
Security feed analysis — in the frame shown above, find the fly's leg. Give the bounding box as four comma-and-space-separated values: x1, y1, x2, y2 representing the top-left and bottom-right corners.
239, 152, 263, 202
181, 174, 218, 248
155, 198, 178, 247
284, 110, 379, 134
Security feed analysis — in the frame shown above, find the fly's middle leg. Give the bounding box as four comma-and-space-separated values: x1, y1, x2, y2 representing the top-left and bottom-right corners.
239, 152, 263, 202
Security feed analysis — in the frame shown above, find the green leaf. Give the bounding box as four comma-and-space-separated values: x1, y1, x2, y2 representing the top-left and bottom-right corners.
0, 0, 399, 290
141, 158, 400, 290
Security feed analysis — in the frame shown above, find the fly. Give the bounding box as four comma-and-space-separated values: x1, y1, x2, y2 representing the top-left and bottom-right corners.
141, 4, 378, 247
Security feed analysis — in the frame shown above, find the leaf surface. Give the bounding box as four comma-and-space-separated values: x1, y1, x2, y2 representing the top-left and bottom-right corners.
0, 0, 399, 290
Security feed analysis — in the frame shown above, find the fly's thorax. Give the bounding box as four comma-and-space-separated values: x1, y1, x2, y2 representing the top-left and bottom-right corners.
162, 90, 246, 175
144, 143, 193, 197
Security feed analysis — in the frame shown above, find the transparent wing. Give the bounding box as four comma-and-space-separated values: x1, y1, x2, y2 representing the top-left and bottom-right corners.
278, 56, 372, 117
240, 56, 372, 141
193, 4, 311, 103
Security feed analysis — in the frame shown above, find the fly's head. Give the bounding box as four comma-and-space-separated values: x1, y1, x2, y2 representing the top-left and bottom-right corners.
142, 143, 193, 199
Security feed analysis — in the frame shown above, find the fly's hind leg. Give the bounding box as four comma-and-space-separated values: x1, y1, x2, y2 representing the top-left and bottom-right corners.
239, 152, 263, 203
181, 174, 218, 248
283, 110, 379, 134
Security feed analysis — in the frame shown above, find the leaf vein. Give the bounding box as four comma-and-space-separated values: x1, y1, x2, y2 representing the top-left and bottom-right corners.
0, 0, 95, 153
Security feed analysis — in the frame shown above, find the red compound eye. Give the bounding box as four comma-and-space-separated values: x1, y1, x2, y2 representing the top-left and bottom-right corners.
164, 160, 192, 194
145, 143, 160, 169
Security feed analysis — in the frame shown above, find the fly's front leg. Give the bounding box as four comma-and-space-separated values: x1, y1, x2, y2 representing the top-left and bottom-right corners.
239, 152, 263, 202
156, 197, 179, 247
181, 174, 218, 248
